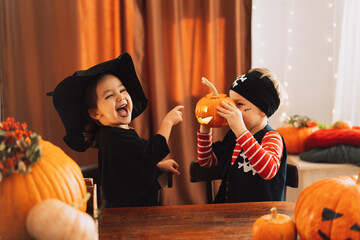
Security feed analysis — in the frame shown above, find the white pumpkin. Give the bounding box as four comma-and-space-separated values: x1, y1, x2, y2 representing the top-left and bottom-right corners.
26, 199, 96, 240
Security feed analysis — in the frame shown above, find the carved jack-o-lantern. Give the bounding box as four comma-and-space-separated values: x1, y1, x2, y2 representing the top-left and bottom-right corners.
294, 172, 360, 240
195, 77, 235, 128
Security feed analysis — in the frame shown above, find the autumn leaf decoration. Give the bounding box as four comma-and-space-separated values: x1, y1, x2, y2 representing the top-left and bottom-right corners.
0, 118, 42, 182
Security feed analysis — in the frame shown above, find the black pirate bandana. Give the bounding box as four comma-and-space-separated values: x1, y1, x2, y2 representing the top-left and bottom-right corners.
230, 71, 280, 117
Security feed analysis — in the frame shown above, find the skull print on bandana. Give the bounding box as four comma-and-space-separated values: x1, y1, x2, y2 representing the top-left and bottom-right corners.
232, 74, 247, 88
237, 151, 257, 175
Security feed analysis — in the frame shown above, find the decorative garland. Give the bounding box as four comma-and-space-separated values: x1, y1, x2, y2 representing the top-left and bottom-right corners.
0, 118, 42, 182
284, 114, 317, 128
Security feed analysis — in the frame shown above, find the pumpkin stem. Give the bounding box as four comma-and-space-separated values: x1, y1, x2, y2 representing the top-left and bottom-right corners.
201, 77, 219, 96
270, 207, 278, 220
357, 171, 360, 185
71, 192, 91, 209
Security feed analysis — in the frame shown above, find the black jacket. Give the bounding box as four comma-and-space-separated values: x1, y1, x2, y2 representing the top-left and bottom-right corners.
98, 126, 169, 207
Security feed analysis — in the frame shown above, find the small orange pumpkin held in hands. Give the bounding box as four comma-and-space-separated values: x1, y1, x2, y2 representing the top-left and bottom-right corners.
195, 77, 235, 128
252, 207, 297, 240
294, 171, 360, 240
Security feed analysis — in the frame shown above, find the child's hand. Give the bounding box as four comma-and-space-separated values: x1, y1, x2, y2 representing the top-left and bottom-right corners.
163, 105, 184, 126
157, 105, 184, 141
216, 101, 246, 136
156, 159, 180, 175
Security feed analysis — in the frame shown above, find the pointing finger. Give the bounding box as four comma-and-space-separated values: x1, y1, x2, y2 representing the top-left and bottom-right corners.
175, 105, 185, 111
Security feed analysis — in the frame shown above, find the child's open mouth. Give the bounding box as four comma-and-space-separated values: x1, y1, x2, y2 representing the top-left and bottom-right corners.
117, 103, 129, 117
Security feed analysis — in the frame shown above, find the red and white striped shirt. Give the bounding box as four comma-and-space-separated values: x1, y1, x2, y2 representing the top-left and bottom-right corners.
197, 129, 283, 180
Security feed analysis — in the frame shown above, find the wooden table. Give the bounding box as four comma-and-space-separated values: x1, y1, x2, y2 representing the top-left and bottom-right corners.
99, 201, 296, 239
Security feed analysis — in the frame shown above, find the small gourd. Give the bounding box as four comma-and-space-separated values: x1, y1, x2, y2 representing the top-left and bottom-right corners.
252, 207, 297, 240
195, 77, 235, 127
331, 120, 352, 129
26, 198, 96, 240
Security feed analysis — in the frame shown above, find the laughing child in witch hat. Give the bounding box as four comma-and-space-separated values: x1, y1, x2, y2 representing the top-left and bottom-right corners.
196, 68, 287, 203
49, 52, 183, 207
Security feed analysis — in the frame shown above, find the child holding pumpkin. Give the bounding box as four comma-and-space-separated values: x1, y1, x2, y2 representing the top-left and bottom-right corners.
49, 52, 183, 208
197, 68, 287, 203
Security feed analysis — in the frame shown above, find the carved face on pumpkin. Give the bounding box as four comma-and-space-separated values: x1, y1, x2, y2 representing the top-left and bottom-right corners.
195, 93, 234, 128
318, 207, 360, 240
294, 174, 360, 240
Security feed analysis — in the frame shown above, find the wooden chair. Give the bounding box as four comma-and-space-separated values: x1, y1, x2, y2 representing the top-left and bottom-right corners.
81, 164, 102, 209
80, 164, 173, 207
190, 161, 299, 203
81, 164, 173, 188
81, 164, 100, 185
158, 171, 173, 188
83, 178, 98, 217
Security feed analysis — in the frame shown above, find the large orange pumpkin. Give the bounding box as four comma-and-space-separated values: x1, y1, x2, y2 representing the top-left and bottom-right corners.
195, 77, 235, 128
294, 172, 360, 240
276, 125, 318, 154
0, 139, 87, 240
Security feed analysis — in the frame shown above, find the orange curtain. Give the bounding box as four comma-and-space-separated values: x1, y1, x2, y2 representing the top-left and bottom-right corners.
0, 0, 252, 205
142, 0, 252, 205
0, 0, 121, 166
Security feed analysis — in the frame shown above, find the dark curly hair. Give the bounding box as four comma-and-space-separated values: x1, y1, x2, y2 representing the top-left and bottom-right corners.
82, 74, 108, 148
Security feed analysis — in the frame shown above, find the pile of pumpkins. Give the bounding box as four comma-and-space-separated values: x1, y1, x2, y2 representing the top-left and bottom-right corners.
254, 119, 359, 239
276, 117, 353, 154
0, 139, 96, 240
252, 170, 360, 239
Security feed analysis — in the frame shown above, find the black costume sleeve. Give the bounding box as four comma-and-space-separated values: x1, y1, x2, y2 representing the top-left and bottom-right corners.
98, 126, 170, 205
